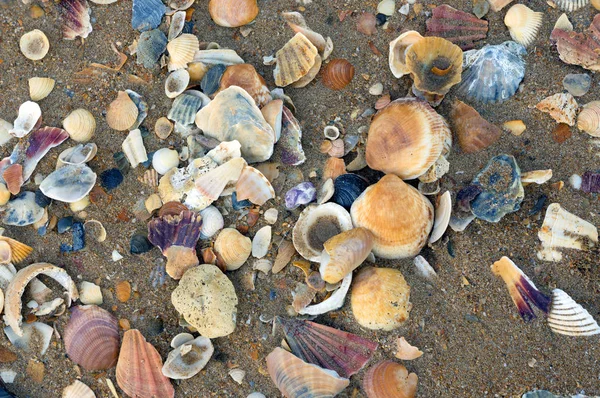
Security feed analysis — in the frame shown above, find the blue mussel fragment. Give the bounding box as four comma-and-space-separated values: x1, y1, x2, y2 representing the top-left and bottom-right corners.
131, 0, 166, 32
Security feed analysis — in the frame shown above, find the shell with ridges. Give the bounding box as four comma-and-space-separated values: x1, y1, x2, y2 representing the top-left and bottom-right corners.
322, 59, 355, 90
214, 228, 251, 270
555, 0, 588, 12
58, 0, 92, 40
0, 237, 32, 263
281, 11, 328, 55
122, 129, 148, 168
319, 227, 374, 284
218, 64, 271, 107
504, 4, 543, 47
62, 380, 96, 398
195, 157, 246, 203
208, 0, 258, 27
273, 33, 319, 87
577, 101, 600, 137
20, 29, 50, 61
235, 166, 275, 205
63, 109, 96, 142
106, 91, 138, 131
57, 143, 98, 168
199, 205, 224, 239
548, 289, 600, 336
363, 360, 418, 398
425, 5, 488, 50
167, 34, 200, 71
29, 77, 55, 101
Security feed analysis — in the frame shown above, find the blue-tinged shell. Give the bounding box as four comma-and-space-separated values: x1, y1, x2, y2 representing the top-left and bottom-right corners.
100, 168, 124, 190
201, 64, 226, 95
130, 234, 153, 254
331, 173, 369, 210
131, 0, 166, 32
3, 191, 45, 226
167, 92, 204, 125
232, 191, 252, 210
136, 29, 167, 69
285, 182, 316, 210
57, 216, 74, 233
113, 151, 130, 174
470, 154, 524, 223
126, 89, 148, 129
0, 380, 16, 398
522, 391, 560, 398
60, 221, 85, 253
457, 41, 526, 104
39, 164, 97, 203
35, 188, 52, 208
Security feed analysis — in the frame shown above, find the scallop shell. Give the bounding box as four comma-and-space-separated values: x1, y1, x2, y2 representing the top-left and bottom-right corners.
266, 347, 350, 397
261, 99, 283, 142
155, 117, 174, 140
252, 226, 271, 259
116, 329, 174, 398
20, 29, 50, 61
137, 29, 167, 69
106, 91, 138, 131
193, 49, 245, 66
319, 227, 374, 284
0, 236, 32, 263
39, 164, 97, 203
425, 5, 488, 50
165, 69, 190, 99
58, 0, 92, 40
167, 34, 200, 71
389, 30, 423, 78
450, 100, 501, 153
547, 289, 600, 336
218, 64, 271, 107
362, 360, 418, 398
162, 336, 214, 379
168, 91, 207, 126
131, 0, 166, 32
504, 4, 543, 48
208, 0, 258, 27
122, 129, 148, 168
577, 101, 600, 137
322, 58, 355, 90
10, 101, 41, 138
235, 166, 275, 205
63, 109, 96, 142
366, 97, 450, 180
273, 33, 319, 87
555, 0, 589, 12
3, 164, 23, 195
64, 305, 119, 370
28, 77, 55, 101
62, 380, 96, 398
2, 191, 44, 226
351, 267, 412, 330
429, 191, 451, 244
214, 228, 252, 270
195, 157, 246, 203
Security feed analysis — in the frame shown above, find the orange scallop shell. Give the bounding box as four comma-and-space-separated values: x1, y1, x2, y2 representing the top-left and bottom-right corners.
208, 0, 258, 27
3, 164, 23, 195
322, 59, 355, 90
362, 360, 418, 398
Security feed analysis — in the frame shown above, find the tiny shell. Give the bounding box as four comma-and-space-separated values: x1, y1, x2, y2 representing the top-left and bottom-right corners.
279, 106, 306, 166
214, 228, 252, 270
106, 91, 139, 131
208, 0, 258, 27
29, 77, 55, 101
322, 59, 355, 90
10, 101, 41, 138
155, 117, 173, 140
429, 191, 451, 244
547, 289, 600, 336
57, 143, 98, 168
536, 93, 578, 126
252, 226, 271, 259
78, 281, 103, 305
273, 33, 319, 87
63, 109, 96, 142
363, 360, 418, 398
577, 101, 600, 137
503, 119, 526, 136
165, 69, 190, 99
450, 100, 501, 153
62, 380, 96, 398
521, 169, 553, 185
504, 4, 543, 47
162, 336, 214, 379
122, 129, 148, 168
330, 173, 369, 210
395, 337, 423, 360
229, 368, 246, 384
167, 34, 199, 71
413, 255, 438, 282
323, 125, 340, 140
20, 30, 50, 61
84, 220, 106, 242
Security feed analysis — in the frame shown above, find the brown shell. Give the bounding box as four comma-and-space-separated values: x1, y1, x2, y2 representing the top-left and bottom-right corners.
322, 59, 355, 90
323, 157, 346, 180
274, 33, 319, 87
450, 100, 502, 153
425, 5, 488, 50
3, 164, 23, 195
362, 360, 418, 398
218, 64, 271, 107
158, 201, 188, 217
115, 281, 131, 302
208, 0, 258, 27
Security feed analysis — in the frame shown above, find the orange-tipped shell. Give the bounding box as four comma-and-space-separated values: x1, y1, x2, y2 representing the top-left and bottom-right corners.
218, 64, 271, 107
0, 237, 33, 263
322, 59, 355, 90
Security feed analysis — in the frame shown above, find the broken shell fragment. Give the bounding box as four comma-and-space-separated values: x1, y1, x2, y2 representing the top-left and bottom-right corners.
450, 100, 501, 153
29, 77, 55, 101
39, 164, 97, 203
319, 227, 374, 284
252, 226, 271, 259
218, 64, 271, 108
155, 117, 173, 140
63, 109, 96, 142
322, 59, 355, 90
4, 322, 53, 356
236, 166, 275, 205
521, 169, 553, 186
425, 5, 488, 50
273, 33, 319, 87
208, 0, 258, 27
62, 380, 96, 398
535, 93, 578, 126
58, 0, 93, 40
162, 335, 214, 379
122, 129, 148, 168
389, 30, 423, 78
106, 91, 139, 131
395, 337, 423, 360
131, 0, 166, 32
577, 101, 600, 137
547, 289, 600, 337
10, 101, 41, 138
20, 29, 50, 61
3, 191, 45, 226
214, 228, 252, 271
503, 119, 526, 136
279, 106, 306, 166
137, 29, 167, 69
555, 0, 589, 11
504, 4, 543, 47
363, 360, 418, 398
282, 11, 329, 57
429, 191, 451, 244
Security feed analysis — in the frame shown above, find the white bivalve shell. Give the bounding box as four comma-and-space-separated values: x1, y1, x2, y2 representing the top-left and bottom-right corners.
10, 101, 41, 138
152, 148, 180, 175
548, 289, 600, 336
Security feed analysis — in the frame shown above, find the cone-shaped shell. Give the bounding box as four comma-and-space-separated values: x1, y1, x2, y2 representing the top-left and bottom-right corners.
235, 165, 275, 205
405, 36, 463, 96
266, 347, 350, 397
389, 31, 423, 78
29, 77, 55, 101
116, 329, 174, 398
167, 34, 199, 71
363, 360, 418, 398
548, 289, 600, 336
351, 267, 412, 330
365, 98, 451, 180
322, 59, 355, 90
274, 33, 319, 87
106, 91, 138, 131
64, 305, 120, 370
20, 29, 50, 61
63, 109, 96, 142
577, 101, 600, 137
218, 64, 271, 107
319, 227, 374, 284
208, 0, 258, 27
351, 175, 433, 259
450, 100, 501, 153
214, 228, 251, 270
62, 380, 95, 398
504, 4, 543, 47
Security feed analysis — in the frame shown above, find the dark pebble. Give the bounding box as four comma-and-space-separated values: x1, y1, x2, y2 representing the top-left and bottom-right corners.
581, 171, 600, 193
34, 188, 51, 208
529, 194, 547, 216
130, 234, 153, 254
100, 168, 124, 190
375, 13, 387, 26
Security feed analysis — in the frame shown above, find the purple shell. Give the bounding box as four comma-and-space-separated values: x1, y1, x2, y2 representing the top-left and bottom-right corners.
147, 209, 202, 253
581, 171, 600, 193
425, 4, 488, 50
285, 182, 316, 210
58, 0, 92, 40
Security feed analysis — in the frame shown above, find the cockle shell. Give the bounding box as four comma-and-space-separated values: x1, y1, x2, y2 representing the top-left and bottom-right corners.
363, 360, 418, 398
208, 0, 258, 27
116, 329, 174, 398
555, 0, 589, 11
10, 101, 41, 138
577, 101, 600, 137
235, 166, 275, 205
547, 289, 600, 336
64, 305, 119, 370
351, 175, 434, 259
450, 100, 501, 153
165, 69, 190, 99
62, 380, 95, 398
429, 191, 451, 244
0, 236, 32, 263
199, 205, 224, 239
214, 228, 251, 270
266, 347, 350, 397
28, 77, 55, 101
58, 0, 92, 40
168, 91, 208, 126
152, 148, 179, 175
319, 227, 374, 284
122, 129, 148, 168
20, 29, 50, 61
194, 157, 246, 205
322, 59, 355, 90
167, 34, 199, 71
504, 4, 543, 47
273, 33, 319, 87
63, 109, 96, 142
389, 30, 423, 78
106, 91, 138, 131
551, 14, 600, 72
425, 5, 488, 50
162, 336, 214, 379
218, 64, 271, 107
39, 164, 97, 203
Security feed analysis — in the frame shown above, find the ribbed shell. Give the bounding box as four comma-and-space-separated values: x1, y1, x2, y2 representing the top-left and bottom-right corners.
362, 360, 418, 398
235, 166, 275, 205
322, 59, 355, 90
29, 77, 55, 101
0, 237, 32, 263
195, 157, 246, 201
58, 0, 92, 40
167, 34, 199, 71
425, 5, 488, 50
3, 164, 23, 195
62, 380, 96, 398
274, 33, 319, 87
199, 205, 224, 239
319, 227, 374, 284
63, 109, 96, 142
577, 101, 600, 137
208, 0, 258, 27
147, 210, 202, 253
106, 91, 138, 131
504, 4, 543, 47
554, 0, 588, 12
214, 228, 251, 270
548, 289, 600, 336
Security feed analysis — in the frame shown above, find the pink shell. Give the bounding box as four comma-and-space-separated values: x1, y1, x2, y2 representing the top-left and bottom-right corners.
425, 5, 488, 50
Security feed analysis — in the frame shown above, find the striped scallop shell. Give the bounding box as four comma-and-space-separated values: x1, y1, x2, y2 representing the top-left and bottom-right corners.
554, 0, 589, 11
577, 101, 600, 137
29, 77, 55, 101
167, 34, 199, 71
273, 33, 319, 87
106, 91, 138, 131
199, 205, 224, 239
62, 380, 96, 398
548, 289, 600, 336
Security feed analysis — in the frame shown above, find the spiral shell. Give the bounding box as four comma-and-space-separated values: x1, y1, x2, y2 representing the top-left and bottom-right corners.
106, 91, 139, 131
63, 109, 96, 142
214, 228, 251, 271
362, 360, 418, 398
319, 227, 374, 284
273, 33, 319, 87
577, 101, 600, 137
20, 29, 50, 61
28, 77, 55, 101
504, 4, 543, 47
322, 59, 355, 90
208, 0, 258, 27
167, 34, 200, 71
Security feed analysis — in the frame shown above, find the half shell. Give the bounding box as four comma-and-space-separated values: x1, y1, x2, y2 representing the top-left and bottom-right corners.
10, 101, 41, 138
235, 165, 275, 205
428, 191, 451, 244
58, 0, 92, 40
63, 109, 96, 142
322, 59, 355, 90
214, 228, 251, 271
106, 91, 138, 131
122, 129, 148, 168
208, 0, 258, 27
450, 100, 501, 153
165, 69, 190, 99
162, 336, 214, 379
547, 289, 600, 336
577, 101, 600, 137
167, 34, 199, 71
62, 380, 95, 398
363, 360, 418, 398
29, 77, 55, 101
39, 164, 97, 203
199, 205, 224, 239
20, 29, 50, 61
504, 4, 543, 47
389, 30, 423, 78
319, 227, 374, 284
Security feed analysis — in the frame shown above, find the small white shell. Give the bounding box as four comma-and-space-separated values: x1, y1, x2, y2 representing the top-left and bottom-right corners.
152, 148, 179, 174
252, 226, 271, 258
57, 143, 98, 168
548, 289, 600, 336
199, 205, 225, 239
69, 196, 90, 212
63, 109, 96, 142
168, 11, 186, 41
413, 255, 437, 282
78, 281, 103, 305
554, 0, 589, 12
521, 169, 553, 185
162, 336, 214, 380
229, 368, 246, 384
264, 208, 278, 224
253, 259, 273, 274
324, 125, 340, 140
29, 77, 55, 101
10, 101, 41, 138
298, 272, 352, 316
4, 321, 53, 356
170, 332, 194, 348
62, 380, 96, 398
165, 69, 190, 99
122, 129, 148, 168
429, 191, 451, 244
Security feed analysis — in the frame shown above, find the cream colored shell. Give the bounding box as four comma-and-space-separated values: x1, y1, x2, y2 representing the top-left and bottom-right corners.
273, 33, 319, 87
389, 30, 423, 78
504, 4, 543, 47
106, 91, 138, 131
29, 77, 55, 101
63, 109, 96, 142
577, 101, 600, 137
167, 34, 200, 71
214, 228, 251, 270
20, 29, 50, 61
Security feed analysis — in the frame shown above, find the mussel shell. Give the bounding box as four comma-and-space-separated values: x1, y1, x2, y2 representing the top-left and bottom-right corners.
201, 64, 227, 95
130, 234, 153, 254
330, 173, 369, 210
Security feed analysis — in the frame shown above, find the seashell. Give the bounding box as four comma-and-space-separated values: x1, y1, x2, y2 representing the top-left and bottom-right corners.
330, 173, 369, 210
64, 305, 119, 370
198, 205, 224, 239
555, 0, 589, 11
200, 64, 226, 96
130, 234, 153, 254
450, 100, 501, 153
171, 332, 194, 348
28, 77, 55, 101
554, 13, 573, 32
375, 94, 391, 110
188, 62, 210, 83
357, 12, 377, 35
236, 166, 275, 205
208, 0, 258, 27
122, 129, 148, 168
137, 29, 168, 69
106, 91, 138, 131
78, 281, 103, 305
322, 59, 355, 90
229, 368, 246, 384
0, 241, 11, 264
218, 64, 271, 108
154, 117, 173, 140
521, 169, 552, 186
62, 109, 95, 142
272, 239, 296, 274
366, 97, 451, 180
252, 226, 271, 259
3, 322, 53, 356
12, 126, 67, 184
39, 164, 97, 203
168, 0, 194, 10
165, 70, 190, 99
503, 119, 526, 136
458, 41, 526, 104
285, 180, 316, 208
578, 101, 600, 137
195, 86, 274, 163
116, 329, 174, 398
362, 360, 418, 398
194, 157, 245, 206
487, 0, 514, 11
167, 34, 199, 71
319, 227, 374, 284
0, 183, 9, 206
193, 49, 245, 66
145, 194, 162, 214
282, 12, 329, 56
171, 264, 238, 337
273, 33, 319, 87
84, 220, 106, 242
152, 148, 179, 175
261, 100, 283, 143
293, 203, 353, 262
551, 15, 600, 72
131, 0, 166, 31
162, 336, 214, 379
168, 11, 186, 40
57, 143, 97, 169
470, 154, 524, 223
323, 125, 340, 140
58, 0, 92, 40
279, 106, 306, 166
429, 191, 451, 244
20, 29, 50, 61
537, 203, 597, 262
0, 119, 13, 146
504, 4, 543, 48
322, 157, 346, 181
3, 164, 22, 195
205, 140, 242, 165
4, 262, 78, 336
62, 380, 95, 398
10, 101, 41, 138
389, 30, 423, 78
351, 174, 433, 259
351, 267, 411, 330
396, 337, 423, 360
266, 347, 350, 397
214, 228, 251, 270
168, 91, 206, 126
547, 289, 600, 336
563, 73, 591, 97
2, 191, 44, 226
425, 5, 488, 50
491, 257, 551, 321
253, 258, 272, 274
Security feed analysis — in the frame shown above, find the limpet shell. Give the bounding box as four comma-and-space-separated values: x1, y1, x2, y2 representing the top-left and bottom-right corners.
20, 29, 50, 61
106, 91, 139, 131
29, 77, 55, 101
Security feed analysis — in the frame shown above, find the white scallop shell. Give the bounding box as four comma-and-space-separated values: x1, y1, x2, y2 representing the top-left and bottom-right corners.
504, 4, 543, 48
252, 226, 271, 259
152, 148, 179, 174
62, 380, 96, 398
165, 69, 190, 99
122, 129, 148, 168
10, 101, 41, 138
167, 34, 199, 71
429, 191, 451, 244
548, 289, 600, 336
29, 77, 55, 101
199, 205, 224, 239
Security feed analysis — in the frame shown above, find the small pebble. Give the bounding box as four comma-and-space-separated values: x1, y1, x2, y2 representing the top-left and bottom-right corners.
29, 4, 44, 18
562, 73, 591, 97
57, 216, 74, 234
472, 0, 489, 18
569, 174, 582, 190
369, 82, 384, 96
264, 208, 278, 224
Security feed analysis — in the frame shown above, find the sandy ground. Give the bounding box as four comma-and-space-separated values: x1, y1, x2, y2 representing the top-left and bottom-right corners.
0, 0, 599, 397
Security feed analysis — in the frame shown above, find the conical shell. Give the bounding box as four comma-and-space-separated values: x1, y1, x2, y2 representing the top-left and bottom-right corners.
450, 100, 501, 153
577, 101, 600, 137
214, 228, 251, 270
162, 336, 214, 379
322, 58, 355, 90
20, 29, 50, 61
218, 64, 271, 107
428, 191, 451, 244
62, 380, 95, 398
199, 205, 224, 239
64, 305, 119, 371
319, 227, 374, 284
165, 69, 190, 99
389, 31, 423, 78
351, 175, 434, 259
116, 329, 174, 398
266, 347, 350, 397
554, 0, 589, 11
351, 267, 411, 330
365, 98, 451, 180
122, 129, 148, 168
273, 33, 319, 87
63, 109, 96, 142
167, 34, 199, 71
235, 166, 275, 205
208, 0, 258, 27
362, 360, 418, 398
28, 77, 55, 101
548, 289, 600, 336
425, 5, 488, 50
504, 4, 543, 47
10, 101, 41, 138
106, 91, 138, 131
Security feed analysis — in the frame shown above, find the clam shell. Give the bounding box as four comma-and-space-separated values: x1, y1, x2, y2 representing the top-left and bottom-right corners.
429, 191, 451, 244
3, 322, 53, 356
10, 101, 41, 138
273, 33, 319, 87
218, 64, 271, 107
363, 360, 418, 398
39, 164, 97, 203
193, 49, 245, 66
116, 329, 174, 398
63, 109, 96, 142
266, 347, 350, 397
122, 129, 148, 168
137, 29, 167, 68
3, 164, 23, 195
450, 100, 501, 153
208, 0, 258, 27
330, 173, 369, 210
322, 58, 355, 90
131, 0, 166, 32
152, 148, 179, 174
162, 336, 214, 379
252, 226, 271, 259
155, 117, 174, 140
261, 99, 283, 142
20, 29, 50, 61
171, 332, 194, 348
425, 5, 488, 50
167, 34, 199, 71
64, 305, 119, 370
168, 11, 186, 40
319, 227, 374, 284
577, 101, 600, 137
290, 53, 321, 88
504, 4, 543, 47
351, 267, 411, 330
214, 228, 251, 270
58, 0, 92, 40
236, 166, 275, 205
389, 30, 423, 78
229, 368, 246, 384
79, 281, 103, 305
57, 143, 98, 168
106, 91, 138, 131
168, 91, 207, 126
199, 205, 224, 239
2, 191, 44, 226
165, 69, 190, 99
28, 77, 55, 101
547, 289, 600, 336
62, 380, 95, 398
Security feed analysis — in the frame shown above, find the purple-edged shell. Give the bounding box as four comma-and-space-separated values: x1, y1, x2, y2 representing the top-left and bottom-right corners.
278, 106, 306, 166
58, 0, 93, 40
581, 171, 600, 193
285, 182, 316, 210
147, 209, 202, 253
425, 4, 488, 50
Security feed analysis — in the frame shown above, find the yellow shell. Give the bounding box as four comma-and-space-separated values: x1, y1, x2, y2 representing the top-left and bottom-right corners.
28, 77, 55, 101
351, 267, 412, 330
319, 227, 374, 284
20, 29, 50, 61
167, 34, 200, 71
273, 33, 319, 87
389, 30, 423, 78
106, 91, 139, 131
351, 174, 433, 259
214, 228, 251, 271
577, 101, 600, 137
504, 4, 543, 47
63, 109, 96, 142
